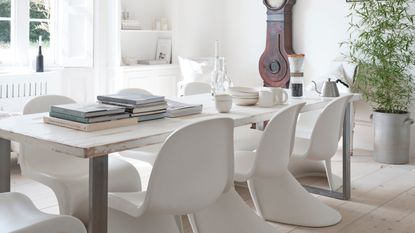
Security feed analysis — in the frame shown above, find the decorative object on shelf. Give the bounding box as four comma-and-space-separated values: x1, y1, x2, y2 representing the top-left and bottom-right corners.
122, 57, 138, 66
288, 54, 304, 97
344, 0, 415, 164
121, 20, 141, 30
121, 10, 130, 20
160, 18, 169, 31
153, 18, 161, 30
36, 36, 44, 73
155, 38, 172, 63
259, 0, 296, 88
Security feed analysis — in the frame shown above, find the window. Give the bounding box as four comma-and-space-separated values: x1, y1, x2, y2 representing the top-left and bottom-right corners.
29, 0, 53, 64
0, 0, 93, 68
0, 0, 56, 67
0, 0, 12, 65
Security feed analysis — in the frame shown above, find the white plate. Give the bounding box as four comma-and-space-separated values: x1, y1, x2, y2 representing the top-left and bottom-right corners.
232, 95, 259, 99
228, 87, 259, 96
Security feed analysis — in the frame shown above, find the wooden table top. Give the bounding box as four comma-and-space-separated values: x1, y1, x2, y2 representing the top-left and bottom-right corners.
0, 93, 360, 158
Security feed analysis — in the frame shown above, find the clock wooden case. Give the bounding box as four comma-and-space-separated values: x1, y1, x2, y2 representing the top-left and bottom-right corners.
259, 0, 296, 88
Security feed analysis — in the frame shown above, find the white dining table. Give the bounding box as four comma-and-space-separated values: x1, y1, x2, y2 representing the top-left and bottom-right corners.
0, 93, 360, 233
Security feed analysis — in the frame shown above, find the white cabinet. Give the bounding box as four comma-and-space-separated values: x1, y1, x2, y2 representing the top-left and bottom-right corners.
119, 65, 180, 98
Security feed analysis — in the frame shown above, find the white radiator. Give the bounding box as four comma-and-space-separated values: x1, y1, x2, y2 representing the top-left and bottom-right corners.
0, 71, 63, 112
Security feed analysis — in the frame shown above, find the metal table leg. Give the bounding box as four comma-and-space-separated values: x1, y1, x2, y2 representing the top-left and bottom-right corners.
304, 103, 352, 200
0, 138, 10, 193
89, 155, 108, 233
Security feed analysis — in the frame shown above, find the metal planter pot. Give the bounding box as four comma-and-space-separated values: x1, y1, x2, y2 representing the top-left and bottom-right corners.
373, 112, 414, 164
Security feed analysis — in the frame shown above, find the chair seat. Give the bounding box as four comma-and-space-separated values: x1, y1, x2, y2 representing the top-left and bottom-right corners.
119, 144, 162, 165
234, 126, 262, 152
109, 191, 147, 218
0, 192, 87, 233
234, 151, 256, 182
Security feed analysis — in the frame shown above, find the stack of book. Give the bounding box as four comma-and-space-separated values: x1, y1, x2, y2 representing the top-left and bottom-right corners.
97, 93, 167, 122
44, 103, 137, 132
166, 100, 203, 118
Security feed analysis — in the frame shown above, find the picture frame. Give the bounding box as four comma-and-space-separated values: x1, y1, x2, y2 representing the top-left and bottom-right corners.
155, 38, 172, 64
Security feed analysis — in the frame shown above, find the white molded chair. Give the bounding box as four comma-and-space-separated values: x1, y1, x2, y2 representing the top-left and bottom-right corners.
20, 95, 142, 224
0, 192, 87, 233
108, 118, 234, 233
179, 81, 211, 96
117, 88, 162, 165
117, 88, 152, 96
289, 95, 353, 191
188, 121, 289, 233
234, 102, 342, 227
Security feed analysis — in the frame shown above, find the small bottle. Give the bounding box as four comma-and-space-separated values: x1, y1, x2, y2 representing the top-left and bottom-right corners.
36, 36, 44, 72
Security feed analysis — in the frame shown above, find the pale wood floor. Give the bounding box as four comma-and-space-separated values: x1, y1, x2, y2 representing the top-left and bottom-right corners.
10, 149, 415, 233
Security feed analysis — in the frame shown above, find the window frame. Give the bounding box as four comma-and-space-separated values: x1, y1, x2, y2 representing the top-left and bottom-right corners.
0, 0, 58, 68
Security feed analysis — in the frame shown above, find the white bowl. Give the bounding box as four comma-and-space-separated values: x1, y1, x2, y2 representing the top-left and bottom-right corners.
233, 97, 258, 106
215, 99, 233, 113
231, 94, 259, 99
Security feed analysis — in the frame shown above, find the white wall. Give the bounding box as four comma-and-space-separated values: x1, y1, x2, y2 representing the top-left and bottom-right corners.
173, 0, 225, 59
221, 0, 415, 156
223, 0, 349, 87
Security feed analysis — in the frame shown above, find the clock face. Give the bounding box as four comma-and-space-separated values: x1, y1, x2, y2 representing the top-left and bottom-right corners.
265, 0, 286, 9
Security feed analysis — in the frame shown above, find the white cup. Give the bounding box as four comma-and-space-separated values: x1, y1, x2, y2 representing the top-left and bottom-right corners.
268, 87, 289, 105
258, 90, 275, 107
215, 94, 232, 113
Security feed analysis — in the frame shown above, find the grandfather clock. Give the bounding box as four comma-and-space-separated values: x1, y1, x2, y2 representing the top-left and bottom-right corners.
259, 0, 296, 88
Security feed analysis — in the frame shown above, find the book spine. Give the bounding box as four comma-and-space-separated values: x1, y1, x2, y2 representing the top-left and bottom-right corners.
50, 106, 86, 118
50, 111, 90, 124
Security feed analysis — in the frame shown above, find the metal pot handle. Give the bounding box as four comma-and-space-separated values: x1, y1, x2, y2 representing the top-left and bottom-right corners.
404, 118, 414, 125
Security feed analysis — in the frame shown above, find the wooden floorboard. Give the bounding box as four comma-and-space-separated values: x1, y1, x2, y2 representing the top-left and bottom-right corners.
9, 149, 415, 233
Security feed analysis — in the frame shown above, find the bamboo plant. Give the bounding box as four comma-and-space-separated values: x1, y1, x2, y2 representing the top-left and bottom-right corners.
344, 0, 415, 113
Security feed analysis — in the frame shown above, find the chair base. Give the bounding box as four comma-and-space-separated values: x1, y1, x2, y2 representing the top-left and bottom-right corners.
288, 157, 342, 191
248, 171, 342, 227
189, 187, 281, 233
109, 209, 181, 233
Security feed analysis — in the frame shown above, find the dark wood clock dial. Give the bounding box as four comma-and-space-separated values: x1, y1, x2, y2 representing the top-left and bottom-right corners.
259, 0, 296, 88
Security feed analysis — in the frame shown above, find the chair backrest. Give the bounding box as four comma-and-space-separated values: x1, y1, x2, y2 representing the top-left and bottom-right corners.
308, 95, 353, 160
20, 95, 84, 176
144, 118, 234, 215
117, 88, 152, 96
23, 95, 75, 115
183, 82, 211, 96
255, 102, 305, 177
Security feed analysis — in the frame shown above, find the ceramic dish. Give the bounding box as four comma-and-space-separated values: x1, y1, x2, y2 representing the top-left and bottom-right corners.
233, 97, 258, 106
228, 87, 259, 96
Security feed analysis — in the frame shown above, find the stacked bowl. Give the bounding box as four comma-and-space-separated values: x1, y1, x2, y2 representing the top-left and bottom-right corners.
228, 87, 259, 106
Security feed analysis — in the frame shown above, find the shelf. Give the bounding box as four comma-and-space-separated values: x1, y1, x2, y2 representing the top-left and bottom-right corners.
120, 64, 179, 72
121, 30, 172, 33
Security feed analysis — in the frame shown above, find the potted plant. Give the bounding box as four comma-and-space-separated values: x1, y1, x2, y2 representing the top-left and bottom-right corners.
344, 0, 415, 164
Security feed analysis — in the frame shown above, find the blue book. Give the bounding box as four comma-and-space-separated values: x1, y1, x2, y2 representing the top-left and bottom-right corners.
51, 103, 126, 118
133, 113, 166, 122
97, 93, 165, 105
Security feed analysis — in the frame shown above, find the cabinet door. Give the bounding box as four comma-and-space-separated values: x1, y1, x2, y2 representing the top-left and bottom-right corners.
123, 66, 180, 97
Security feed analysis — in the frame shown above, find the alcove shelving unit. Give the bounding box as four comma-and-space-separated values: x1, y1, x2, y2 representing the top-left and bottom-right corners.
117, 0, 180, 97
